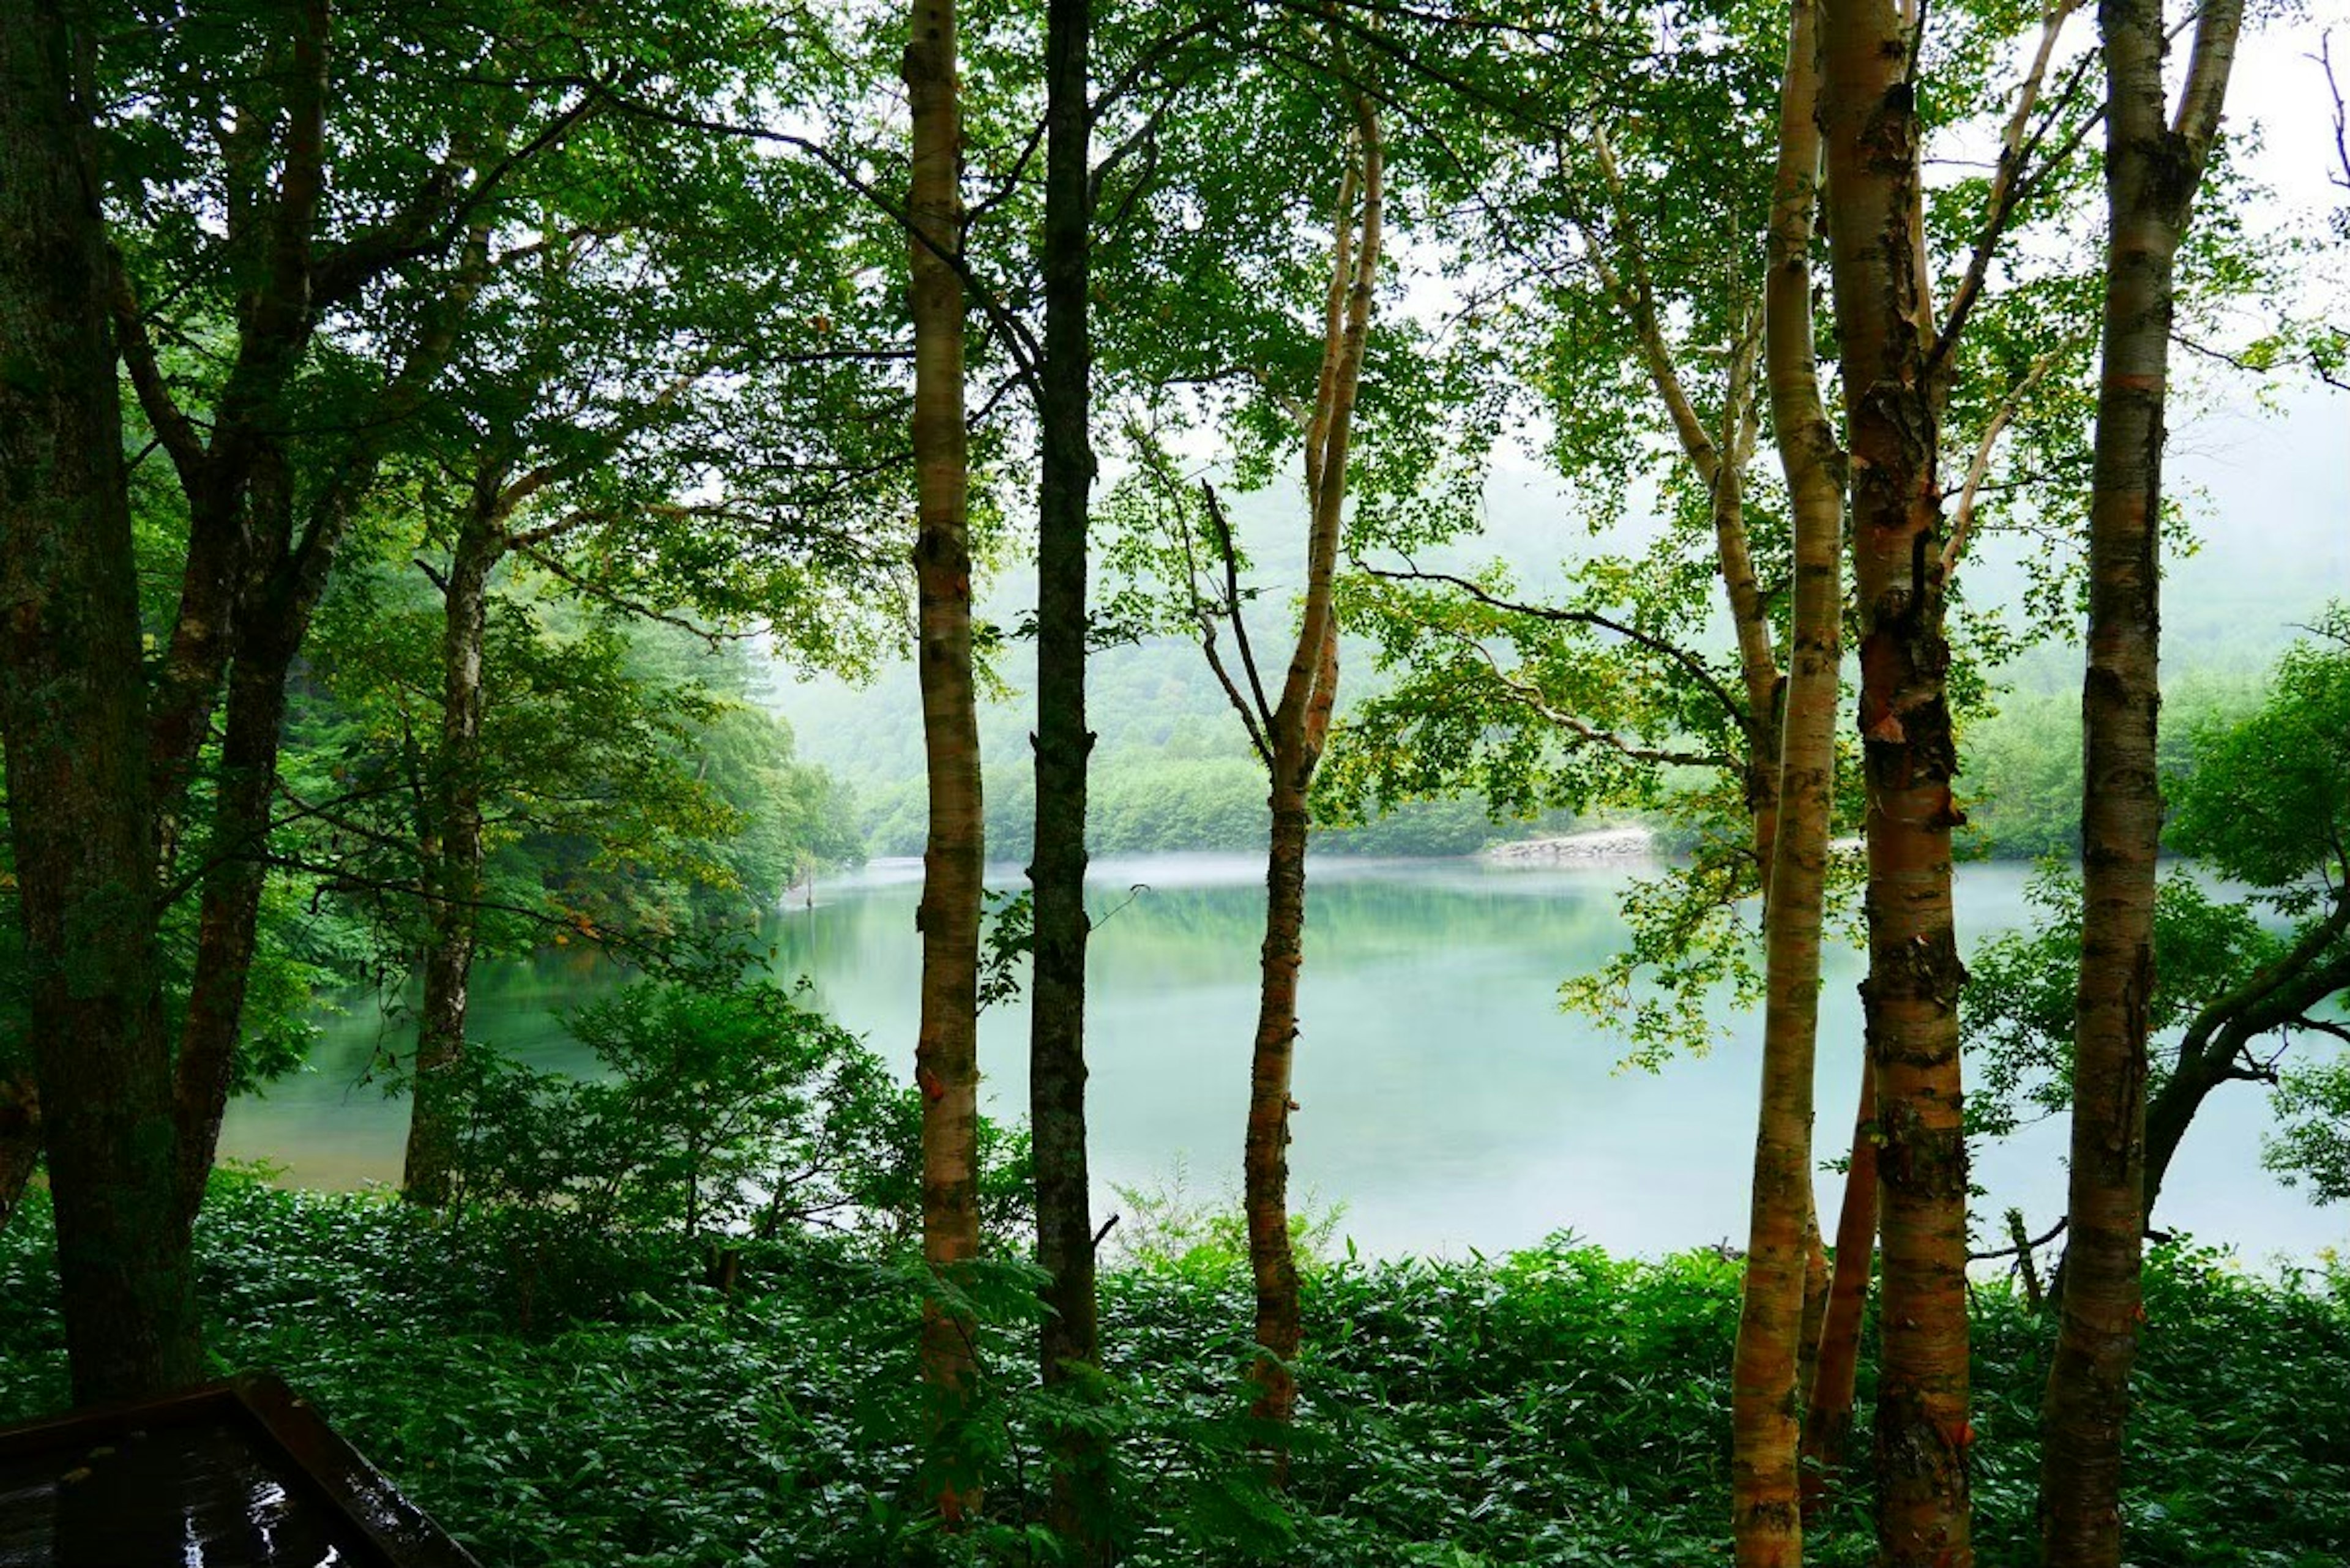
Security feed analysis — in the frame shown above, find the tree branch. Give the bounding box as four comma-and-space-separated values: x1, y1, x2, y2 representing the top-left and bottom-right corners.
1366, 562, 1748, 734
582, 84, 1044, 397
1201, 483, 1275, 736
1932, 0, 2089, 372
1941, 334, 2077, 575
1436, 623, 1733, 771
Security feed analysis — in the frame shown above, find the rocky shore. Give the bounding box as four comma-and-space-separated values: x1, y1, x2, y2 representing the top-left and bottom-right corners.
1482, 826, 1658, 864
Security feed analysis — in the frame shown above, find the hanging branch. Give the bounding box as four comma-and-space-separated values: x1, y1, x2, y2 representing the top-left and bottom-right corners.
1173, 488, 1272, 764
1364, 563, 1748, 734
1200, 484, 1277, 741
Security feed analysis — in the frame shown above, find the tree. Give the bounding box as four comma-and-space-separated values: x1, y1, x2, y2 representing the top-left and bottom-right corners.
0, 0, 813, 1397
1816, 0, 1973, 1551
0, 0, 203, 1400
905, 0, 987, 1520
1029, 0, 1110, 1548
1968, 611, 2350, 1239
2168, 611, 2350, 1211
2037, 7, 2243, 1550
1729, 0, 1847, 1555
371, 170, 903, 1205
1218, 83, 1383, 1437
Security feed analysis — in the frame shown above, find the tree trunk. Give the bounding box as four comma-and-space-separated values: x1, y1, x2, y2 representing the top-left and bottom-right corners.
906, 0, 985, 1522
0, 0, 204, 1400
1031, 0, 1106, 1550
1816, 1, 1972, 1559
0, 1074, 37, 1232
1240, 100, 1381, 1438
1730, 4, 1845, 1553
405, 497, 503, 1206
168, 457, 309, 1225
1802, 1050, 1879, 1520
1244, 772, 1313, 1428
2040, 2, 2239, 1560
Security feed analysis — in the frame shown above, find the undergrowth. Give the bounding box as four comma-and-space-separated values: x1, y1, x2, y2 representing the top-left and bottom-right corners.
1, 1176, 2343, 1566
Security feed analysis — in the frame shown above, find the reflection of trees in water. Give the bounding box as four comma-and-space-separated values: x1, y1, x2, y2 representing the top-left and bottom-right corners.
1093, 875, 1632, 971
751, 865, 1647, 1010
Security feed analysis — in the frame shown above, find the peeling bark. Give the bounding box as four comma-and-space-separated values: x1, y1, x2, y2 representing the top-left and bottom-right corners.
2040, 0, 2240, 1559
1241, 94, 1382, 1438
1817, 0, 1972, 1557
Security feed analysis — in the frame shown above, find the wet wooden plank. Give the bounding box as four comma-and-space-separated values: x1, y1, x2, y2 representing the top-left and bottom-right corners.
0, 1372, 479, 1568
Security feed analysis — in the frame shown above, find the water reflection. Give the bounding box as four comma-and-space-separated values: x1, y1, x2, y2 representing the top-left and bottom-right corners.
218, 856, 2344, 1263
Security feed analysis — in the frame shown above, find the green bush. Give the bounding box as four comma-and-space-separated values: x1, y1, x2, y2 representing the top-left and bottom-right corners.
433, 979, 1033, 1325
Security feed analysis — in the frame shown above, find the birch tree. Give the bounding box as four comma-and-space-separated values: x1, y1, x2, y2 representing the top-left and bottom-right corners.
2040, 0, 2244, 1553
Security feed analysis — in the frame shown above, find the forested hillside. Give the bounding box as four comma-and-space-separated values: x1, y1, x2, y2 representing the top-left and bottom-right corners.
775, 394, 2348, 862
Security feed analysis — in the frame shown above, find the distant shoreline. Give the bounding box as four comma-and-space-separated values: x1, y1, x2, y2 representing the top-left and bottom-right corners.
1481, 826, 1658, 865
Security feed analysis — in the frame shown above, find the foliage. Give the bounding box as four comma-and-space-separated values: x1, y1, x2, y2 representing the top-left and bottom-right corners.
439, 978, 1031, 1259
288, 578, 857, 976
1965, 867, 2289, 1141
2168, 605, 2350, 910
2267, 1058, 2350, 1205
4, 1188, 2346, 1566
857, 739, 1523, 861
1105, 1160, 1349, 1280
1964, 613, 2350, 1202
1956, 679, 2254, 862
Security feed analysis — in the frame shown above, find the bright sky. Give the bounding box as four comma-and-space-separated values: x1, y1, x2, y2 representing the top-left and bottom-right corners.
2164, 4, 2350, 630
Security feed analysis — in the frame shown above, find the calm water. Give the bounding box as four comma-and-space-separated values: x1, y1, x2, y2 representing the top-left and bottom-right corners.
220, 854, 2346, 1262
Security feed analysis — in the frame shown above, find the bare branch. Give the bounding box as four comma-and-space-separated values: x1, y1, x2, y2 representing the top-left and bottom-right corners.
1201, 483, 1275, 734
2318, 32, 2350, 193
108, 259, 208, 490
1169, 477, 1270, 763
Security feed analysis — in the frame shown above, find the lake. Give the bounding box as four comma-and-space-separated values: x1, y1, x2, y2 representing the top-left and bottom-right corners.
219, 853, 2346, 1263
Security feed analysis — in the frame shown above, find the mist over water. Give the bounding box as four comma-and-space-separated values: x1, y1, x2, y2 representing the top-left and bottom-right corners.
222, 854, 2346, 1264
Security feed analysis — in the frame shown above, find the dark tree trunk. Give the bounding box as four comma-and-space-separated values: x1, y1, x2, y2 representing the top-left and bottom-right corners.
906, 0, 985, 1523
405, 498, 502, 1206
0, 0, 204, 1400
2041, 9, 2240, 1554
168, 480, 304, 1226
1029, 0, 1107, 1550
0, 1074, 37, 1233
